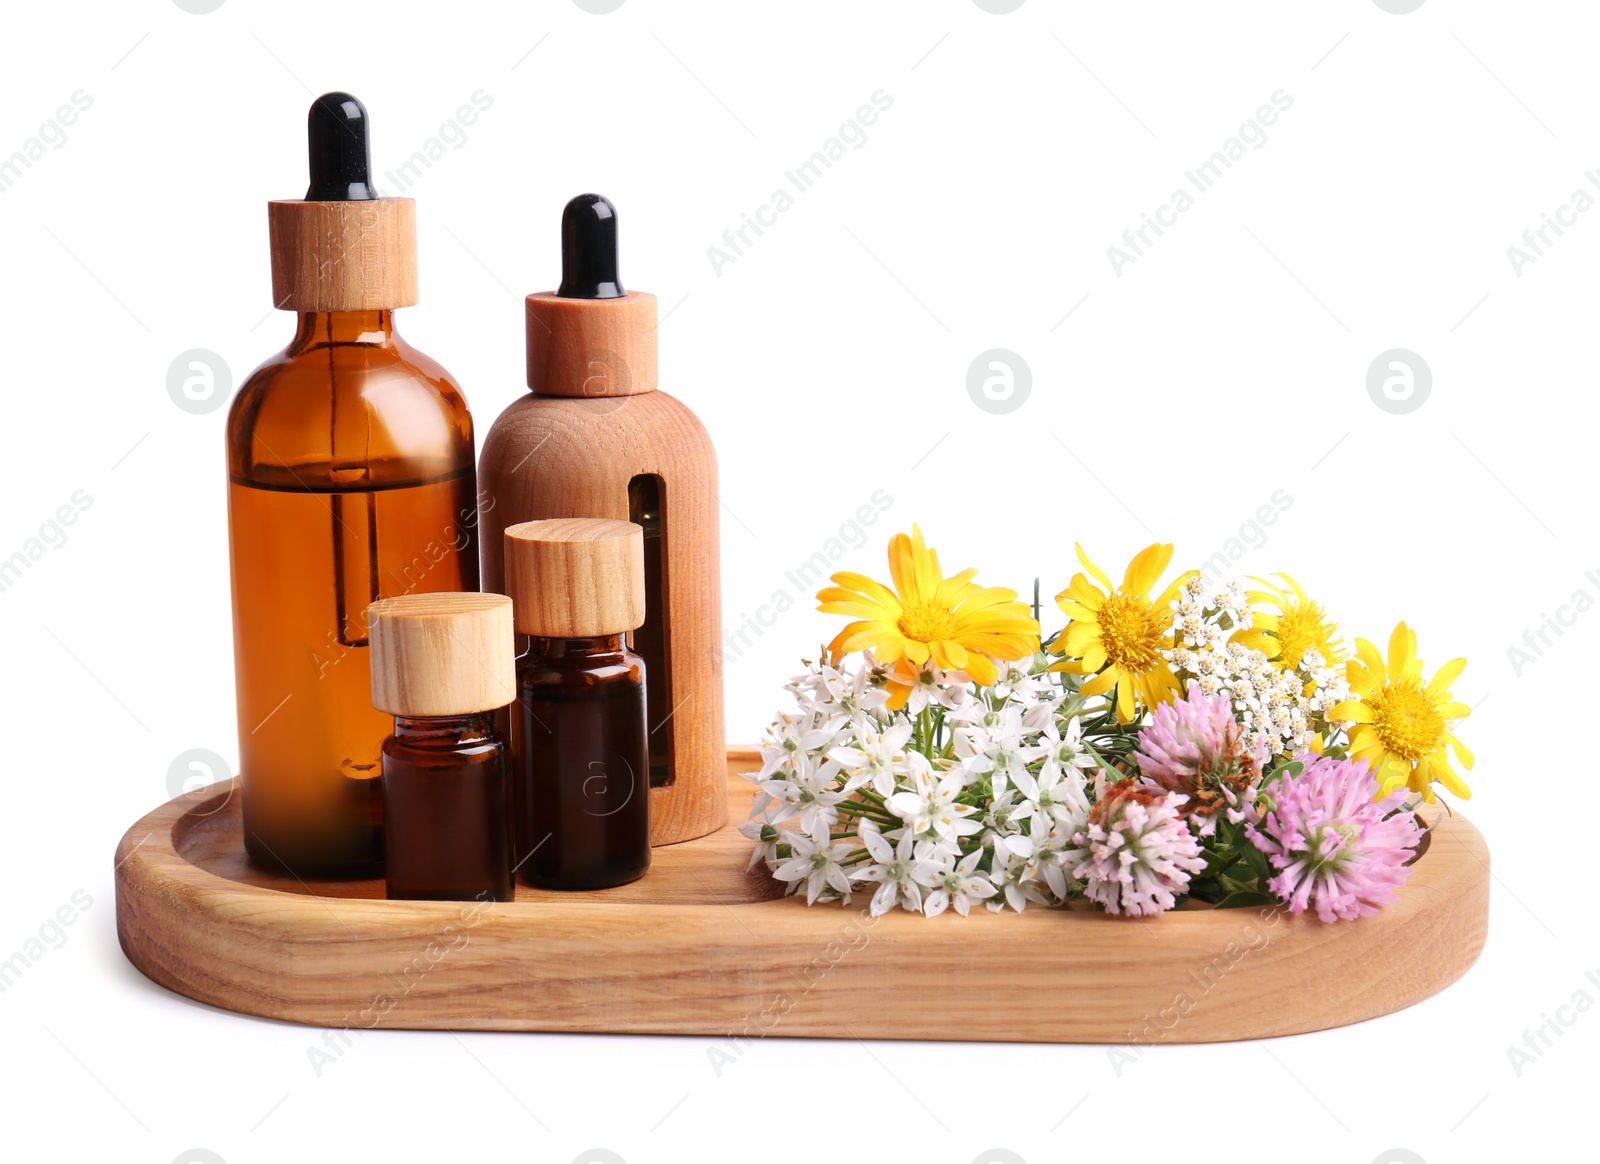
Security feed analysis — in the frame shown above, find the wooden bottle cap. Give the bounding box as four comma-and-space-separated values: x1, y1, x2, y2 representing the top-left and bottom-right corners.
525, 291, 658, 398
367, 593, 515, 717
267, 198, 419, 312
504, 519, 646, 637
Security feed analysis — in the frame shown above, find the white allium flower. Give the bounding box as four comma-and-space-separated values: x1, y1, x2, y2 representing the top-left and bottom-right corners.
828, 716, 914, 797
978, 789, 1027, 847
887, 764, 981, 844
989, 833, 1053, 913
898, 660, 974, 714
913, 849, 997, 917
1029, 763, 1091, 832
854, 821, 923, 916
771, 818, 856, 904
736, 801, 796, 870
757, 707, 845, 780
760, 752, 845, 833
958, 706, 1047, 799
992, 656, 1053, 701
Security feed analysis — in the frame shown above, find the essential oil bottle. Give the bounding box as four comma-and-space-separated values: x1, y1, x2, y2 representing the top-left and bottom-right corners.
477, 194, 726, 847
368, 593, 515, 902
227, 93, 478, 877
505, 518, 651, 890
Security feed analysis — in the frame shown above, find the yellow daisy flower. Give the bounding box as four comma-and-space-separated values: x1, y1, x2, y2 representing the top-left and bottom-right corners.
1049, 542, 1195, 724
1332, 622, 1473, 802
1231, 573, 1347, 672
817, 524, 1039, 688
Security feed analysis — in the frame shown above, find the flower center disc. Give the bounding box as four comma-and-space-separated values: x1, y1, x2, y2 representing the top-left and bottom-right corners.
897, 601, 958, 644
1097, 591, 1165, 668
1372, 680, 1444, 761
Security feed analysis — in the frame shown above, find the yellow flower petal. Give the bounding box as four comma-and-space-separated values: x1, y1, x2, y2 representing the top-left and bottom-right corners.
1123, 542, 1174, 596
1426, 657, 1467, 697
964, 653, 998, 686
1385, 622, 1414, 682
1431, 754, 1471, 799
1080, 666, 1121, 697
1074, 544, 1115, 594
1057, 574, 1105, 611
1060, 622, 1099, 656
1114, 674, 1136, 722
1354, 637, 1385, 679
908, 525, 940, 600
887, 530, 917, 603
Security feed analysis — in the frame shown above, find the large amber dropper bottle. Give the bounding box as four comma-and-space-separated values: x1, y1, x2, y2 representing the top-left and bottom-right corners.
226, 93, 479, 878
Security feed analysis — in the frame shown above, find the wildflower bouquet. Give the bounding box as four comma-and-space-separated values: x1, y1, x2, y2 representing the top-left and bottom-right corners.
741, 526, 1473, 923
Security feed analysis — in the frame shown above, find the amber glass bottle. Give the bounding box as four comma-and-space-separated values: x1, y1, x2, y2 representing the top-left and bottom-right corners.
514, 635, 651, 889
227, 93, 478, 878
505, 518, 651, 890
369, 594, 515, 902
381, 714, 511, 901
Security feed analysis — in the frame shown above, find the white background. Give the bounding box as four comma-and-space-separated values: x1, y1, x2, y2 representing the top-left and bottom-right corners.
0, 1, 1591, 1161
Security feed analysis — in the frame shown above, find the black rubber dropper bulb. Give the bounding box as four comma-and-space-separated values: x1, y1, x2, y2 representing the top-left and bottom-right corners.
557, 193, 625, 299
306, 91, 376, 201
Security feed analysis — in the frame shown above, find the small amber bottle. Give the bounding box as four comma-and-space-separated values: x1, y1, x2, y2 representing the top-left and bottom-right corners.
505, 519, 651, 890
368, 594, 516, 902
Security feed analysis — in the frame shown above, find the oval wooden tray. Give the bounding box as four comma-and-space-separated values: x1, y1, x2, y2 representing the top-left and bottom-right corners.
115, 747, 1489, 1042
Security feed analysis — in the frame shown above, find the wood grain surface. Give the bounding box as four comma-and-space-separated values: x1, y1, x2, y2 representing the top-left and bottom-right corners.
478, 389, 726, 845
524, 290, 658, 397
504, 518, 646, 638
266, 198, 418, 312
115, 747, 1490, 1043
367, 593, 515, 717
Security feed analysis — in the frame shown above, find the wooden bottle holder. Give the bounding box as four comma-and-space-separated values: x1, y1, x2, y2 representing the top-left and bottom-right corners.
115, 747, 1488, 1042
479, 290, 726, 847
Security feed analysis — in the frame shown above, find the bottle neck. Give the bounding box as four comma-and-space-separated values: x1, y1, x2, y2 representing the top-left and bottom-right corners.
531, 634, 627, 659
391, 711, 495, 743
287, 309, 399, 354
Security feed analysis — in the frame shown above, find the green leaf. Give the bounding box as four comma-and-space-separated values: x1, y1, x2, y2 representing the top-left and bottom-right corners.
1236, 836, 1275, 885
1200, 847, 1238, 878
1213, 890, 1281, 910
1267, 759, 1303, 783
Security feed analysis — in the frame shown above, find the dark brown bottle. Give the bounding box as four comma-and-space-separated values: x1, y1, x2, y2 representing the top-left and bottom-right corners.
381, 713, 512, 901
505, 519, 651, 890
368, 594, 516, 902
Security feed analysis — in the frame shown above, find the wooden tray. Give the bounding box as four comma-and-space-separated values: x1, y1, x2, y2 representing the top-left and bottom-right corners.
115, 747, 1489, 1043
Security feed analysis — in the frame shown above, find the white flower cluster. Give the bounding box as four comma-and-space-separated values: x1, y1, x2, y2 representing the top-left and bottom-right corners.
1166, 576, 1352, 760
1170, 575, 1252, 649
741, 653, 1102, 917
